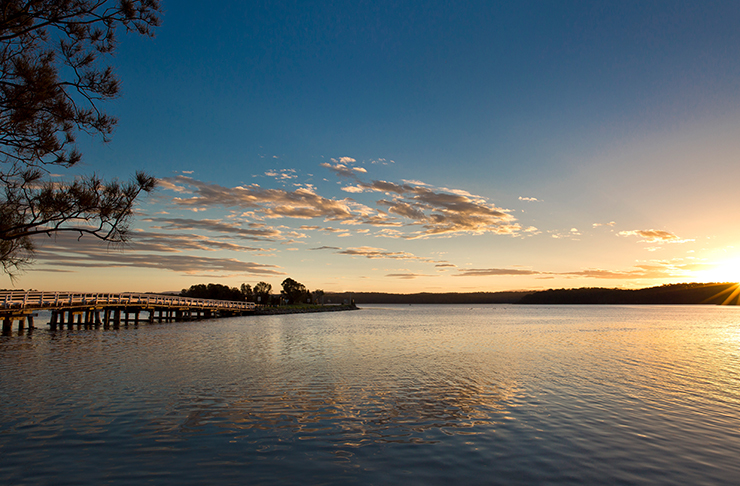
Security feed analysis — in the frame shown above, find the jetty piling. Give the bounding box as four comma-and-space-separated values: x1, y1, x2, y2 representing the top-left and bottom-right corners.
1, 312, 35, 335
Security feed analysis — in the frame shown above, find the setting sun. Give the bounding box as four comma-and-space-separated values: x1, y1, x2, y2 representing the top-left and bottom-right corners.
697, 258, 740, 285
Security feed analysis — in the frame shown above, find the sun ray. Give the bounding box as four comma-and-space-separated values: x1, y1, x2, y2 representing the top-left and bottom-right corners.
721, 284, 740, 305
701, 283, 740, 305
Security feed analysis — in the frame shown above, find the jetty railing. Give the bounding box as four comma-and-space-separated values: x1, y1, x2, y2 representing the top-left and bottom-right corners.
1, 291, 256, 311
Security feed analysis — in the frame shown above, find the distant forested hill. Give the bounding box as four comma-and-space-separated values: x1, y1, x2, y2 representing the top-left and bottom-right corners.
324, 291, 532, 304
517, 283, 739, 305
324, 283, 739, 305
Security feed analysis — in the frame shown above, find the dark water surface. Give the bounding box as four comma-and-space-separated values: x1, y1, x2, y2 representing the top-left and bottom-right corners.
1, 305, 739, 485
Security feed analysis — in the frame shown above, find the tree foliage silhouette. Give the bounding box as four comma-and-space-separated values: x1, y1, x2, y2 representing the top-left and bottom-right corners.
240, 283, 253, 302
311, 289, 324, 305
181, 283, 245, 302
281, 278, 309, 304
253, 281, 272, 303
0, 0, 161, 277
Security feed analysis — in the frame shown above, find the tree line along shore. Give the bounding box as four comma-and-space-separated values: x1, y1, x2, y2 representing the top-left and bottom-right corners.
181, 279, 334, 306
179, 279, 357, 316
178, 281, 740, 306
325, 283, 740, 305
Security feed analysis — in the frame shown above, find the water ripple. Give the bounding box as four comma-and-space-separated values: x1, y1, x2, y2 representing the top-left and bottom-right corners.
1, 305, 739, 485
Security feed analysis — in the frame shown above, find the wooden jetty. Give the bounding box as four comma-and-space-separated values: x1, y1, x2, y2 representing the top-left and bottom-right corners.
0, 291, 256, 334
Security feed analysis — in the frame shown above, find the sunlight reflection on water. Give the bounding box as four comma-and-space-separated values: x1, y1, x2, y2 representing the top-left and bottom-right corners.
1, 305, 739, 485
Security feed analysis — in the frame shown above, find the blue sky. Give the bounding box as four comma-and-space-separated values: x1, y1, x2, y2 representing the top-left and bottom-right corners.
12, 0, 740, 293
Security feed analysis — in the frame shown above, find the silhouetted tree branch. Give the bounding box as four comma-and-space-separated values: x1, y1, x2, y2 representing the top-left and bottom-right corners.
0, 1, 161, 277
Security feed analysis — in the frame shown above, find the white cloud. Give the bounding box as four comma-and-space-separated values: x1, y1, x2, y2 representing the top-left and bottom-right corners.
161, 174, 520, 239
341, 185, 365, 193
265, 169, 297, 180
618, 229, 693, 244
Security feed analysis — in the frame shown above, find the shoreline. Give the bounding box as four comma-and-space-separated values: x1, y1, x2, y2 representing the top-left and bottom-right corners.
252, 303, 358, 316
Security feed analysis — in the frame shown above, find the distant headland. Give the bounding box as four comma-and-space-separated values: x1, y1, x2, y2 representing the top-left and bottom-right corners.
324, 283, 740, 306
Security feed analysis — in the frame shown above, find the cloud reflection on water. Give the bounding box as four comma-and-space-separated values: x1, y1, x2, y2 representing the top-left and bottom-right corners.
174, 367, 521, 445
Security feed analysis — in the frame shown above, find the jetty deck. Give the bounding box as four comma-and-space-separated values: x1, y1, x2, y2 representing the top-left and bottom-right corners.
0, 291, 255, 333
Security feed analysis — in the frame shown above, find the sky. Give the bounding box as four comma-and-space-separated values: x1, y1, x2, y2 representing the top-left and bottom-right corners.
8, 0, 740, 294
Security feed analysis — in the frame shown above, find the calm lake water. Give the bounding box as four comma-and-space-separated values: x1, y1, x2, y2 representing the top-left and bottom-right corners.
1, 304, 739, 485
